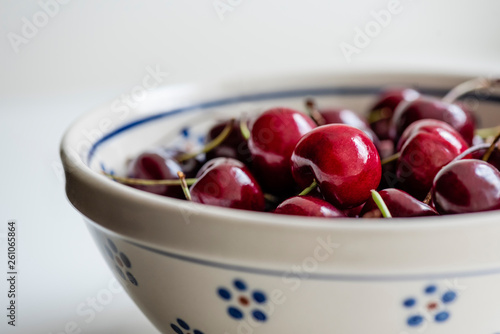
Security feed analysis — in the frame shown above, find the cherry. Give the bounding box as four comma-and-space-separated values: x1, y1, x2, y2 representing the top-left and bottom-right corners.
248, 107, 316, 194
360, 188, 438, 218
368, 88, 420, 140
273, 196, 345, 218
205, 119, 252, 165
396, 119, 469, 200
432, 159, 500, 214
319, 108, 381, 150
291, 124, 381, 209
190, 158, 265, 211
127, 151, 185, 199
392, 96, 475, 145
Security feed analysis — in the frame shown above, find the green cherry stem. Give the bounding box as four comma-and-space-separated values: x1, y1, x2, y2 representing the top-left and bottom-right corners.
102, 172, 197, 186
240, 117, 251, 141
381, 152, 400, 165
370, 190, 392, 218
298, 179, 318, 196
176, 118, 235, 162
177, 171, 192, 201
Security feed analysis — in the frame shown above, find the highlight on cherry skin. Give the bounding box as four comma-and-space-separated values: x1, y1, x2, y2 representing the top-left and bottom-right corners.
104, 76, 500, 220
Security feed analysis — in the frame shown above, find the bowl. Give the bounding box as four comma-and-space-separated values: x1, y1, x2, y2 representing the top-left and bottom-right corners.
61, 71, 500, 334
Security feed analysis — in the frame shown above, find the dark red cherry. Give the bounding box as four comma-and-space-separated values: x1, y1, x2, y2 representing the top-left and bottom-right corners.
432, 159, 500, 214
190, 158, 265, 211
127, 152, 184, 199
248, 107, 316, 194
320, 108, 381, 150
273, 196, 345, 218
291, 124, 381, 209
205, 119, 252, 165
360, 188, 438, 218
368, 88, 420, 140
396, 120, 469, 200
392, 96, 475, 145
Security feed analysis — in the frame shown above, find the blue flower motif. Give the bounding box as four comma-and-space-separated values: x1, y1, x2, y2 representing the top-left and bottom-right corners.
103, 238, 138, 287
403, 283, 458, 327
217, 279, 268, 322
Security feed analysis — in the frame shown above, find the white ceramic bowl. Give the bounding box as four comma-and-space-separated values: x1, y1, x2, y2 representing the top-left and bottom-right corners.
61, 72, 500, 334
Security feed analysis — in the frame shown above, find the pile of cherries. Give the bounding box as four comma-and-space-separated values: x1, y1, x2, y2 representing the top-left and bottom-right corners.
114, 77, 500, 219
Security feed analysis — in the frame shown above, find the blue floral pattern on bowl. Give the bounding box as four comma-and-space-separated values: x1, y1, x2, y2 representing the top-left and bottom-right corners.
217, 278, 268, 322
403, 283, 457, 327
103, 238, 138, 286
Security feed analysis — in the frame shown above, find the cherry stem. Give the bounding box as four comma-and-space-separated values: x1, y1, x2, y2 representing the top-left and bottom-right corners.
240, 117, 251, 141
381, 152, 400, 165
368, 107, 392, 124
177, 171, 192, 201
176, 119, 235, 162
475, 126, 500, 139
482, 131, 500, 162
442, 77, 500, 104
102, 172, 197, 186
298, 179, 318, 196
423, 192, 432, 206
305, 98, 326, 126
370, 190, 392, 218
264, 193, 279, 203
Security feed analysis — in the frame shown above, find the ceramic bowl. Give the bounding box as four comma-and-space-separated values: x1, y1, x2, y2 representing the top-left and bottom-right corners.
61, 72, 500, 334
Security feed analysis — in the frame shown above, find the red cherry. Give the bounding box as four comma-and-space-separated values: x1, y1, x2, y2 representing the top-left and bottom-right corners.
360, 188, 438, 218
127, 152, 184, 199
291, 124, 381, 209
248, 107, 316, 193
396, 119, 469, 200
205, 119, 252, 165
273, 196, 345, 218
432, 159, 500, 214
392, 96, 475, 145
190, 158, 265, 211
369, 88, 420, 140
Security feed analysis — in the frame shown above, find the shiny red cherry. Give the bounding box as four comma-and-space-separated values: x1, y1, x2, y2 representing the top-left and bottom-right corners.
392, 96, 475, 145
127, 151, 185, 199
368, 88, 420, 140
396, 119, 469, 200
205, 119, 252, 165
273, 196, 345, 218
291, 124, 381, 209
360, 188, 438, 218
190, 158, 265, 211
248, 107, 316, 193
432, 159, 500, 214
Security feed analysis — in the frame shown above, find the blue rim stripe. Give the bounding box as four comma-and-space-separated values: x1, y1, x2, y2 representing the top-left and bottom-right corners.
87, 85, 499, 164
126, 240, 500, 282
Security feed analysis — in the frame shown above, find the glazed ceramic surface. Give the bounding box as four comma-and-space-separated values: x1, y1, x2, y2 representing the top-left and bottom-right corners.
61, 72, 500, 334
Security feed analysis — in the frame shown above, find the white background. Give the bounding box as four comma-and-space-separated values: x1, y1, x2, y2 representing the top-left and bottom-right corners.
1, 0, 500, 333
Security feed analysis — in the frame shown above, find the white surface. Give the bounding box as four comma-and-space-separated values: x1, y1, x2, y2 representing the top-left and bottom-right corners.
1, 0, 500, 333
